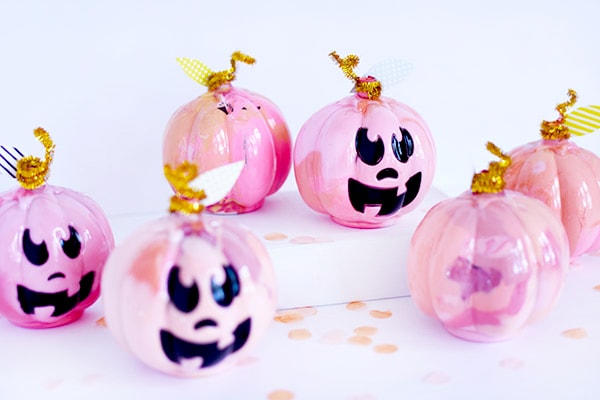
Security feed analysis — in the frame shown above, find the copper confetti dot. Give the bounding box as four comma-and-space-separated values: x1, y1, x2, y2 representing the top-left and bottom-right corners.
499, 358, 524, 369
354, 326, 378, 336
319, 330, 346, 345
562, 328, 588, 339
593, 285, 600, 292
274, 311, 304, 324
95, 317, 107, 327
374, 344, 398, 354
346, 301, 367, 311
264, 232, 288, 241
294, 306, 318, 317
288, 328, 312, 341
268, 389, 295, 400
348, 335, 373, 346
422, 371, 450, 385
290, 236, 316, 244
369, 309, 392, 319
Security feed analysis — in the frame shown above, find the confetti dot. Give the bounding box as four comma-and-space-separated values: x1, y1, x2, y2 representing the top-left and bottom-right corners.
348, 335, 373, 346
422, 371, 450, 385
369, 309, 392, 319
562, 328, 588, 339
95, 317, 107, 327
264, 232, 288, 241
346, 301, 367, 311
319, 330, 346, 345
499, 358, 524, 369
268, 389, 295, 400
354, 326, 378, 336
44, 379, 63, 390
593, 285, 600, 292
374, 344, 398, 354
274, 311, 304, 324
236, 356, 259, 367
290, 236, 316, 244
288, 328, 312, 341
294, 306, 318, 317
80, 373, 104, 385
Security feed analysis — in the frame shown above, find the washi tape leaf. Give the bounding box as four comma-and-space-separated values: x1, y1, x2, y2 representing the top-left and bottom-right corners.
565, 105, 600, 136
367, 58, 414, 89
176, 57, 213, 87
189, 160, 244, 205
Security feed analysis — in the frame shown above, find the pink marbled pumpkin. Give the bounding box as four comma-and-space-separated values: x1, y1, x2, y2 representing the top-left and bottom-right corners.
294, 94, 436, 228
0, 185, 114, 328
407, 190, 569, 342
101, 213, 276, 377
163, 84, 291, 214
504, 139, 600, 258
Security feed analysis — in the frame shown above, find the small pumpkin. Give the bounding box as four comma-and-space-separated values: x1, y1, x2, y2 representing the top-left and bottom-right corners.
163, 51, 292, 214
407, 143, 569, 342
0, 129, 114, 328
102, 162, 276, 377
504, 89, 600, 258
294, 52, 436, 228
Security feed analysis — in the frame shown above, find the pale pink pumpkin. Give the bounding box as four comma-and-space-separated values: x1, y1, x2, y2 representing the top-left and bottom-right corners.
101, 213, 276, 377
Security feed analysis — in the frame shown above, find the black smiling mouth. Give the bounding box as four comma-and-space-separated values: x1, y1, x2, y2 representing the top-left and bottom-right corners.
348, 171, 422, 216
16, 271, 95, 317
160, 318, 251, 368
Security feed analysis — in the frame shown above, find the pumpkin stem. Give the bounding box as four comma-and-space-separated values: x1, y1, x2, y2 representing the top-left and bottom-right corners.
164, 162, 207, 214
540, 89, 578, 140
16, 127, 55, 190
471, 142, 512, 194
206, 51, 255, 92
329, 51, 382, 100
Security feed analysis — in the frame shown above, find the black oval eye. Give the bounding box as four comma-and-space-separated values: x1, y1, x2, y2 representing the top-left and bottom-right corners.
211, 264, 241, 307
167, 266, 200, 313
60, 226, 81, 259
392, 127, 414, 163
23, 229, 49, 266
355, 127, 384, 166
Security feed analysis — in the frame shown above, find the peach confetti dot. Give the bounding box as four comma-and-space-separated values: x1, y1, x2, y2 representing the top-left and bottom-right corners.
319, 330, 346, 345
346, 301, 367, 311
294, 306, 318, 317
268, 389, 295, 400
274, 311, 304, 324
236, 356, 259, 367
348, 335, 373, 346
354, 326, 378, 336
290, 236, 316, 244
374, 344, 398, 354
95, 317, 107, 327
44, 379, 63, 390
264, 232, 288, 241
422, 371, 450, 385
288, 328, 312, 341
369, 309, 392, 319
593, 285, 600, 292
499, 358, 524, 369
562, 328, 588, 339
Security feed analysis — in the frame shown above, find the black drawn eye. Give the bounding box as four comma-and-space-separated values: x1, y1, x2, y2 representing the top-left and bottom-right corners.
168, 266, 200, 313
60, 226, 81, 259
392, 127, 414, 163
355, 127, 384, 166
211, 264, 241, 307
23, 229, 49, 266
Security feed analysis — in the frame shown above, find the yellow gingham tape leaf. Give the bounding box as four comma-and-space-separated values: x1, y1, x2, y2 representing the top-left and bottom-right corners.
176, 57, 213, 87
565, 105, 600, 136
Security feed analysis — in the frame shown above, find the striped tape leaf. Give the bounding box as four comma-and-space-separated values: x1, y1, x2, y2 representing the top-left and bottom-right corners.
565, 105, 600, 136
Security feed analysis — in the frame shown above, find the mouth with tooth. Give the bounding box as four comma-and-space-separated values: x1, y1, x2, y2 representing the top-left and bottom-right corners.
16, 271, 95, 317
160, 318, 251, 368
348, 172, 422, 216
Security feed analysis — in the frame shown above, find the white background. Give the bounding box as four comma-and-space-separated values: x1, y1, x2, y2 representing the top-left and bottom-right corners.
1, 0, 599, 217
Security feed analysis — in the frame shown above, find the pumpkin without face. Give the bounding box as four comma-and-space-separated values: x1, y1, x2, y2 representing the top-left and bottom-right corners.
407, 143, 569, 342
294, 52, 435, 228
163, 52, 291, 214
0, 129, 114, 328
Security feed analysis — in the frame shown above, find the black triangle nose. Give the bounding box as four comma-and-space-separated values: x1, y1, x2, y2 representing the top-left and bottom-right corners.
376, 168, 399, 180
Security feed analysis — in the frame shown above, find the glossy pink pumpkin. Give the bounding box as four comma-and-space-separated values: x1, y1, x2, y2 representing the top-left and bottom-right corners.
294, 53, 435, 228
163, 53, 292, 214
407, 145, 569, 342
102, 214, 276, 377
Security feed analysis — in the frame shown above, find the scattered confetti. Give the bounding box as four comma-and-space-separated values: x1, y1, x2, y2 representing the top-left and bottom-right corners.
422, 371, 450, 385
499, 358, 524, 369
369, 309, 392, 319
95, 317, 107, 327
346, 301, 367, 311
290, 236, 317, 244
264, 232, 288, 241
268, 389, 295, 400
274, 311, 304, 324
562, 328, 588, 339
288, 328, 313, 341
348, 335, 373, 346
374, 344, 398, 354
319, 330, 346, 345
354, 326, 378, 336
593, 285, 600, 292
